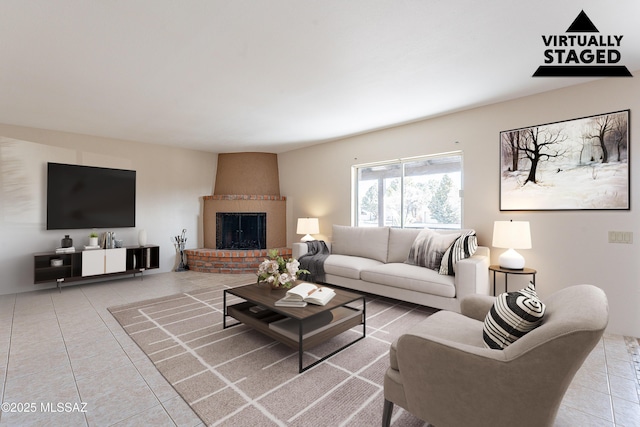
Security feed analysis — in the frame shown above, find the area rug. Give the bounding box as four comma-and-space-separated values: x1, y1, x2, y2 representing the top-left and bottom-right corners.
108, 286, 436, 426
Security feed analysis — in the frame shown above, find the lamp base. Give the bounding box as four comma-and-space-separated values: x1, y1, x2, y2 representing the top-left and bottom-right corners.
300, 234, 315, 242
498, 248, 525, 269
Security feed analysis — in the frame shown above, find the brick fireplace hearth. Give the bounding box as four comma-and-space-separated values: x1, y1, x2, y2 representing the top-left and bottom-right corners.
185, 247, 292, 274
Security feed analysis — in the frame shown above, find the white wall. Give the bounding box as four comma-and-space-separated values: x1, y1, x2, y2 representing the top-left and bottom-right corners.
279, 75, 640, 338
0, 124, 217, 295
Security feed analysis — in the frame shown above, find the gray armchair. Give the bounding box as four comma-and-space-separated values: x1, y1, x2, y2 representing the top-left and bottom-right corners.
383, 284, 609, 427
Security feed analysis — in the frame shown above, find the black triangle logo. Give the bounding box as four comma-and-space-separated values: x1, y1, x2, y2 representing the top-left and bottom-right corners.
566, 10, 599, 32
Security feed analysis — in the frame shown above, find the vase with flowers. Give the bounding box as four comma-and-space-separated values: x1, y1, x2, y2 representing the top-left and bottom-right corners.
256, 249, 310, 289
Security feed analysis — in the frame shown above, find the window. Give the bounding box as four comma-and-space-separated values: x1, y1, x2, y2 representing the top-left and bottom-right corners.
353, 152, 462, 229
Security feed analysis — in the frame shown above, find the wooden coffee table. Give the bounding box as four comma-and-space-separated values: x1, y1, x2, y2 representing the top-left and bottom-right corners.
223, 282, 366, 373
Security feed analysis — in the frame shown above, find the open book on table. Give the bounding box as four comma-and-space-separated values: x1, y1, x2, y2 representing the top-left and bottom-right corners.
274, 282, 336, 307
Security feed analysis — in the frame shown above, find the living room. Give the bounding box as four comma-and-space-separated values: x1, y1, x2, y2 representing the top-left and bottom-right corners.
2, 68, 638, 338
1, 1, 639, 426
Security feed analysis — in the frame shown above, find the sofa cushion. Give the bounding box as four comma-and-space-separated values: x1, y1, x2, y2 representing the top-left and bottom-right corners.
406, 228, 459, 270
323, 254, 384, 280
331, 225, 390, 263
482, 282, 546, 350
360, 263, 456, 298
439, 230, 478, 276
387, 228, 421, 263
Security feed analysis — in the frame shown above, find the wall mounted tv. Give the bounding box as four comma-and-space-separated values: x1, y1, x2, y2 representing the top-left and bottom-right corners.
47, 163, 136, 230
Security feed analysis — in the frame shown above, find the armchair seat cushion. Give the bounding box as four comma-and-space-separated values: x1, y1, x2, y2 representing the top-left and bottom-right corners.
389, 310, 484, 370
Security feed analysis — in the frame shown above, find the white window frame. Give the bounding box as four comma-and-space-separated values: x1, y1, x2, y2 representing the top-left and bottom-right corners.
352, 151, 463, 229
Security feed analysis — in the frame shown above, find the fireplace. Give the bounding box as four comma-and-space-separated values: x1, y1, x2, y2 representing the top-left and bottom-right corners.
187, 153, 288, 273
216, 212, 266, 250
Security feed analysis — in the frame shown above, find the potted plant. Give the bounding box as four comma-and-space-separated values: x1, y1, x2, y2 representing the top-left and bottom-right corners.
89, 232, 99, 247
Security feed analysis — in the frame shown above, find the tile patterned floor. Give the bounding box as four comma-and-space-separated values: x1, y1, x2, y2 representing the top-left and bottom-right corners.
0, 271, 639, 426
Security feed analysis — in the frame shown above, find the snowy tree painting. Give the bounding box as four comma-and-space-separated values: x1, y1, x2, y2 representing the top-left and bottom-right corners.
500, 110, 629, 210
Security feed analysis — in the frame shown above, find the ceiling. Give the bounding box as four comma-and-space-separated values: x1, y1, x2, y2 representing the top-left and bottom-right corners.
1, 1, 638, 153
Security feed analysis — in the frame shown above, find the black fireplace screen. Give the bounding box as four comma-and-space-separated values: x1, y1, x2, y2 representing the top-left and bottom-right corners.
216, 212, 266, 250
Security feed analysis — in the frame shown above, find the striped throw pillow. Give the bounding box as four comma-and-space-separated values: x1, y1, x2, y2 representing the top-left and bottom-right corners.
406, 229, 459, 271
438, 230, 478, 276
482, 282, 546, 350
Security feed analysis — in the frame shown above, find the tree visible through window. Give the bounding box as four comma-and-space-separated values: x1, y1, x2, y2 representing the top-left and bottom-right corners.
354, 153, 462, 229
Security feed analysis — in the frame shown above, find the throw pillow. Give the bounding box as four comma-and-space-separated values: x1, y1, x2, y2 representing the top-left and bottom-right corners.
406, 229, 459, 271
482, 282, 546, 350
438, 230, 478, 275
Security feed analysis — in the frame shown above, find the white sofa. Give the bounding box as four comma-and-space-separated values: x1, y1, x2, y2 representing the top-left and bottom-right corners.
292, 225, 490, 312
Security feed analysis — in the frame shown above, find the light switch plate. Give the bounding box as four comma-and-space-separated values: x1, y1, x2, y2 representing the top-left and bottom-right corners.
609, 231, 633, 244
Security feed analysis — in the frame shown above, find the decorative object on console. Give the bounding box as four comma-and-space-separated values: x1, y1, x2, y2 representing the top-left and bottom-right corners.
88, 232, 99, 247
256, 248, 309, 289
296, 217, 319, 242
103, 231, 117, 249
482, 282, 545, 350
173, 228, 188, 271
61, 235, 73, 248
492, 220, 531, 269
138, 229, 147, 246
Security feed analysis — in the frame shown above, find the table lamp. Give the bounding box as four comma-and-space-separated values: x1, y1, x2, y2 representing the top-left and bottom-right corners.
297, 218, 319, 242
492, 220, 531, 269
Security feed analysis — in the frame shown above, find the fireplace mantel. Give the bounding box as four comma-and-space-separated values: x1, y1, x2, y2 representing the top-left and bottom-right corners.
203, 195, 286, 202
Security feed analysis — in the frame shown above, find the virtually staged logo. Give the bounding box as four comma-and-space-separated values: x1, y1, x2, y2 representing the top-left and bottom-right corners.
533, 10, 632, 77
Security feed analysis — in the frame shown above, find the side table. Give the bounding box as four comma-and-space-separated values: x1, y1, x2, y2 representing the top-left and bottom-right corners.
489, 265, 537, 296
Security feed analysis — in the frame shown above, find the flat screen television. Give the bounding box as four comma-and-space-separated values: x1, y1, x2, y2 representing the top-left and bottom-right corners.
47, 163, 136, 230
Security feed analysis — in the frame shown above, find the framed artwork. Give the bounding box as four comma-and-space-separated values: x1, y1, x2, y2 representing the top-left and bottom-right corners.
499, 109, 630, 211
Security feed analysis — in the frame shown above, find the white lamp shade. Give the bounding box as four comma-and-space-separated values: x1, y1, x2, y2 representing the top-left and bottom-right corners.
297, 218, 319, 241
493, 220, 531, 269
492, 221, 531, 249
